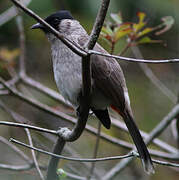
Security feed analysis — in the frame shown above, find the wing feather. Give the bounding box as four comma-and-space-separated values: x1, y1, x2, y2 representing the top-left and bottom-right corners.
78, 35, 128, 112
91, 44, 127, 111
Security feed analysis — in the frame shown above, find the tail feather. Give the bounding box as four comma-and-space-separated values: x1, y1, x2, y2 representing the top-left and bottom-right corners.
112, 106, 154, 174
123, 110, 154, 174
92, 108, 111, 129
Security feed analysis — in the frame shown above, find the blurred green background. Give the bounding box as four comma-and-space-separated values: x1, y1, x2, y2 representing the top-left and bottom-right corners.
0, 0, 179, 180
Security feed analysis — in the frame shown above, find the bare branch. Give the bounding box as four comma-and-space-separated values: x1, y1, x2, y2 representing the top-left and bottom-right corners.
0, 163, 34, 171
0, 136, 30, 163
16, 15, 26, 76
25, 129, 45, 180
46, 137, 66, 180
89, 50, 179, 64
9, 138, 135, 162
0, 121, 57, 135
21, 75, 70, 107
1, 119, 179, 160
152, 159, 179, 168
86, 0, 110, 49
87, 122, 101, 180
0, 112, 178, 160
10, 138, 179, 168
0, 0, 31, 26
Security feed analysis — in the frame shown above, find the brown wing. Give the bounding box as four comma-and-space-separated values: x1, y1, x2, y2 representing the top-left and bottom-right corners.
91, 44, 126, 111
77, 34, 127, 112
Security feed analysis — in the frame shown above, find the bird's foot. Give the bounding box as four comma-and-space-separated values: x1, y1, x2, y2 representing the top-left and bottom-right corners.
57, 127, 72, 139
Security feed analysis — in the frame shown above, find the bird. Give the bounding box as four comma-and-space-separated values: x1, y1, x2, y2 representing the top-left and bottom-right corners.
31, 10, 154, 174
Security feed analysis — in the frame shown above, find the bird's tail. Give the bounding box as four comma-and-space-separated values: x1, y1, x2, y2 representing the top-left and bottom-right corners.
111, 106, 154, 174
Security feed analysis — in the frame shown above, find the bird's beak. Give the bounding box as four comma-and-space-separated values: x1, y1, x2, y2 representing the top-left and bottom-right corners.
31, 23, 44, 29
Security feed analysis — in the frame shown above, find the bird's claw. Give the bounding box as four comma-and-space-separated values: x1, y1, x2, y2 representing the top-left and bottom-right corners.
57, 127, 72, 138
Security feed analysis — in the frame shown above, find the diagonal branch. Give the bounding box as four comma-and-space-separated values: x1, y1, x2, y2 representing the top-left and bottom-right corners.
25, 129, 45, 180
0, 0, 31, 26
86, 0, 110, 49
16, 14, 26, 76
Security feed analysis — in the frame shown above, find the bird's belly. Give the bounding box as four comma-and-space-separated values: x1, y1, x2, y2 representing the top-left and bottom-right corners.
52, 46, 82, 107
54, 69, 82, 107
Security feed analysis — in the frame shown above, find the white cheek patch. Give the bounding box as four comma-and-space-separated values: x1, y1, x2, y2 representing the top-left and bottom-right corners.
124, 91, 131, 106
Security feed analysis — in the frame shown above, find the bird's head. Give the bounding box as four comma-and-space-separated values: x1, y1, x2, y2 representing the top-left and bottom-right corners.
31, 10, 74, 33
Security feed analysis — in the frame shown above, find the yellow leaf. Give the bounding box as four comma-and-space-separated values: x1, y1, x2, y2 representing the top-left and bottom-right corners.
0, 48, 20, 62
137, 27, 153, 38
114, 23, 132, 41
114, 28, 132, 41
133, 12, 146, 32
137, 12, 146, 23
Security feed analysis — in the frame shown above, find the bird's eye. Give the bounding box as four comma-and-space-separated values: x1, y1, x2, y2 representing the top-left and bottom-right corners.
53, 18, 59, 24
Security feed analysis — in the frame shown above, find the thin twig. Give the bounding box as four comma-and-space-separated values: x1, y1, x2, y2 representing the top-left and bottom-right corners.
0, 163, 35, 171
87, 122, 102, 180
9, 138, 135, 162
0, 121, 57, 135
16, 15, 26, 76
10, 138, 179, 168
25, 129, 45, 180
0, 0, 31, 26
89, 50, 179, 63
1, 118, 179, 161
0, 136, 31, 163
86, 0, 110, 49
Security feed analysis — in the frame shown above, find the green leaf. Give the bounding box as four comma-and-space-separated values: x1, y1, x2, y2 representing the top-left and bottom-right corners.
57, 168, 67, 179
110, 13, 122, 24
137, 36, 162, 44
0, 48, 20, 62
138, 12, 146, 23
137, 27, 153, 38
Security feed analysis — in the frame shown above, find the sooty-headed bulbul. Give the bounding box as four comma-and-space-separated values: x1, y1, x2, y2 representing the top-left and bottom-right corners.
31, 10, 154, 174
